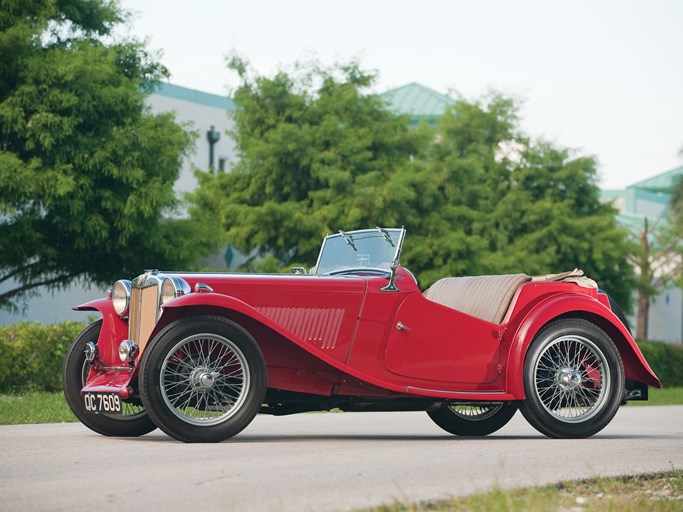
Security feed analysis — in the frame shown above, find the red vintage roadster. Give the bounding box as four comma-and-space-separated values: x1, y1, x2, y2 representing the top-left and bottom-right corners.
63, 227, 660, 443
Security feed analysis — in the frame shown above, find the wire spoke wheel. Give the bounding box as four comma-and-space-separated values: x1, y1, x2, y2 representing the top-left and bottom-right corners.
533, 335, 610, 422
62, 320, 156, 437
520, 318, 624, 439
140, 316, 266, 443
428, 402, 517, 436
160, 333, 250, 426
447, 404, 505, 420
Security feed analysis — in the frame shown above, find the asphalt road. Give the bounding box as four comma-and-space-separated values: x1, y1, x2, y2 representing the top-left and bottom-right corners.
1, 405, 682, 512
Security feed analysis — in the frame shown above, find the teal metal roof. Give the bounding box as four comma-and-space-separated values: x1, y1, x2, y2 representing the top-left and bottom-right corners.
380, 82, 453, 125
152, 82, 236, 111
601, 189, 627, 202
628, 165, 683, 193
152, 81, 451, 121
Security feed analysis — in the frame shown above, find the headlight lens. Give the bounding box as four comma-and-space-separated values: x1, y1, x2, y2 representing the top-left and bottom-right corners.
112, 280, 132, 316
160, 276, 192, 305
118, 340, 139, 362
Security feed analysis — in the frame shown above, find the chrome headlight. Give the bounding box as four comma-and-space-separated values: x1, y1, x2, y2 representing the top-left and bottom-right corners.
160, 276, 191, 305
112, 280, 132, 316
118, 340, 139, 362
84, 342, 98, 363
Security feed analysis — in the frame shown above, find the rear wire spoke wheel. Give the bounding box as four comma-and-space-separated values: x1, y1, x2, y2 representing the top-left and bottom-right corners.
520, 318, 624, 439
427, 402, 518, 436
140, 316, 266, 443
62, 320, 156, 437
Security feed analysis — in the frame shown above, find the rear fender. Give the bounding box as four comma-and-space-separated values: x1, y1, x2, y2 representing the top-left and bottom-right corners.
505, 294, 660, 398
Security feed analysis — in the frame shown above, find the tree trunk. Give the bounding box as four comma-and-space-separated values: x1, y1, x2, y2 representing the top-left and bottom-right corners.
635, 288, 649, 340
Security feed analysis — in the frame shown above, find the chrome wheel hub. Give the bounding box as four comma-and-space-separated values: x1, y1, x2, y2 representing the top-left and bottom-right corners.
557, 368, 582, 389
190, 368, 221, 392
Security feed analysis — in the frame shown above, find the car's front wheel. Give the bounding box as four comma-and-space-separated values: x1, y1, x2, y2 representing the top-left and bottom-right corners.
428, 403, 518, 436
63, 320, 156, 437
519, 318, 624, 438
139, 316, 267, 443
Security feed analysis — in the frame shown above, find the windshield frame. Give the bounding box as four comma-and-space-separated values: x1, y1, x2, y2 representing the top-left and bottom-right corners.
313, 227, 406, 275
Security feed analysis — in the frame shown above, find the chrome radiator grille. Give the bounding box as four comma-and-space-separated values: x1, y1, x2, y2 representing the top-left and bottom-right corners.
129, 284, 159, 354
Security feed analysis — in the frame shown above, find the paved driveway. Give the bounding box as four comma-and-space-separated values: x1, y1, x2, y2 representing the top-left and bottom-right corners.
1, 405, 681, 512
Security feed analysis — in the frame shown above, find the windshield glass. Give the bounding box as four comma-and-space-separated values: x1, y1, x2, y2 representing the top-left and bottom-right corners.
314, 228, 405, 275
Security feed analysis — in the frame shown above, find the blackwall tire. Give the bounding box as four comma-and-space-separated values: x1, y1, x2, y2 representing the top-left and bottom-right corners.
62, 320, 156, 437
427, 403, 518, 436
139, 316, 267, 443
519, 318, 624, 439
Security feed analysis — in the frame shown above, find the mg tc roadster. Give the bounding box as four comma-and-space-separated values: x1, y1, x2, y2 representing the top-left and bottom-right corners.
63, 227, 660, 442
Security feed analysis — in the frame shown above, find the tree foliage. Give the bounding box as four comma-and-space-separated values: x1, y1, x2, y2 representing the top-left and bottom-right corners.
401, 95, 634, 307
190, 57, 427, 265
0, 0, 214, 311
189, 58, 634, 308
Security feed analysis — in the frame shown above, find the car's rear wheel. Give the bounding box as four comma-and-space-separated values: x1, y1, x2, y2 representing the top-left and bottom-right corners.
428, 403, 517, 436
139, 316, 266, 443
63, 320, 156, 437
519, 318, 624, 438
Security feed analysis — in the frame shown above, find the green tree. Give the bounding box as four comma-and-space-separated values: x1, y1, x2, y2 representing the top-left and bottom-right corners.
0, 1, 214, 311
408, 95, 635, 307
190, 58, 633, 308
189, 57, 427, 266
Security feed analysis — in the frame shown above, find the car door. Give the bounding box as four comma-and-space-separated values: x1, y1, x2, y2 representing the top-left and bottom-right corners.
384, 293, 502, 386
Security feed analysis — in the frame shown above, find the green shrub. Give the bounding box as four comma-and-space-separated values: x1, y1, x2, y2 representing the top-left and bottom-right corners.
1, 320, 681, 393
637, 340, 683, 388
0, 321, 86, 393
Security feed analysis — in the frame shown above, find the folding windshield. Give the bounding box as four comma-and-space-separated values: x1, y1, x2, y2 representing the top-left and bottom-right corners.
313, 228, 405, 275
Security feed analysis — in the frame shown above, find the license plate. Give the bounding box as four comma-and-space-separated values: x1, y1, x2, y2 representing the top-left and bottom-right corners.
83, 392, 122, 414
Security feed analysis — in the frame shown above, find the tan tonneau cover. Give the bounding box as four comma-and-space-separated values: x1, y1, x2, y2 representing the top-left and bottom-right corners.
424, 269, 597, 325
423, 273, 531, 324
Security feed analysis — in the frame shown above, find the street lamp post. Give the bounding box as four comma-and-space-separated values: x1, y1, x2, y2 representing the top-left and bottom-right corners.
206, 125, 220, 171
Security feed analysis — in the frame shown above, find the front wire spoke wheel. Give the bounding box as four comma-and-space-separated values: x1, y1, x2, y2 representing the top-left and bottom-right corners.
140, 316, 266, 443
160, 333, 249, 425
62, 320, 156, 437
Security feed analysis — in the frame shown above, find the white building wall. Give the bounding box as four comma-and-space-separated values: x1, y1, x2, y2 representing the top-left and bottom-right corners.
647, 286, 683, 343
146, 93, 237, 196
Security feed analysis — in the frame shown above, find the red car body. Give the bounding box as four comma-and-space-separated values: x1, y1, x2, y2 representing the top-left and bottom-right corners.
63, 228, 659, 442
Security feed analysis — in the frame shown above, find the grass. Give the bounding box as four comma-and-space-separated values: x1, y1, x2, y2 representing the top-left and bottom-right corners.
0, 387, 681, 426
627, 386, 683, 406
0, 391, 77, 425
365, 471, 683, 512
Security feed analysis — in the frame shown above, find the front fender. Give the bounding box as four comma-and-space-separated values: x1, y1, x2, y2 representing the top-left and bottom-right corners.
159, 292, 292, 339
158, 293, 410, 395
73, 298, 128, 367
505, 294, 660, 398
